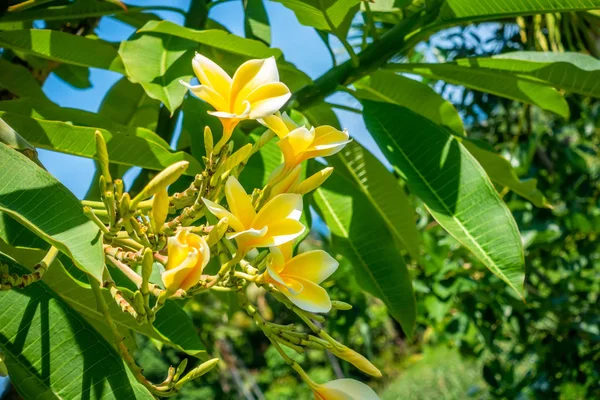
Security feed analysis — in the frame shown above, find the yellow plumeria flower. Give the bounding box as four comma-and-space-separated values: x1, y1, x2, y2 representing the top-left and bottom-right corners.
259, 112, 351, 169
203, 176, 305, 253
312, 379, 379, 400
162, 230, 210, 293
264, 243, 338, 313
329, 344, 382, 377
269, 164, 334, 199
182, 54, 291, 151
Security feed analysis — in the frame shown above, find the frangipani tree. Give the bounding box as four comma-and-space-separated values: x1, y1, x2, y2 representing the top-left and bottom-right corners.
1, 0, 600, 398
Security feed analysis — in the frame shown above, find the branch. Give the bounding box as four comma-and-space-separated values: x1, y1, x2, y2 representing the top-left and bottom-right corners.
291, 12, 425, 111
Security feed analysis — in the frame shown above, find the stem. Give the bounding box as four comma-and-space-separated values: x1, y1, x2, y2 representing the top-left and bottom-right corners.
326, 102, 362, 113
324, 12, 359, 67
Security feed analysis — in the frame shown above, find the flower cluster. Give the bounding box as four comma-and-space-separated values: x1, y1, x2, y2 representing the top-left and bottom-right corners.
81, 54, 379, 398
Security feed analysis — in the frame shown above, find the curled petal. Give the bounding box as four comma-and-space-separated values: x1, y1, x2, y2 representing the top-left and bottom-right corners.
180, 81, 228, 112
166, 231, 190, 270
253, 193, 303, 229
245, 82, 291, 119
192, 53, 232, 96
230, 57, 279, 108
314, 379, 379, 400
281, 250, 338, 284
203, 198, 245, 232
251, 218, 305, 247
227, 227, 268, 251
280, 276, 331, 313
162, 247, 199, 292
259, 112, 290, 138
225, 177, 255, 228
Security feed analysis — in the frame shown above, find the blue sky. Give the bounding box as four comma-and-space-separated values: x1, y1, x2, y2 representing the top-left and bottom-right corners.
38, 0, 381, 199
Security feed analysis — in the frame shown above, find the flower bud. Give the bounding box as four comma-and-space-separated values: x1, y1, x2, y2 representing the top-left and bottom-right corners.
329, 344, 382, 377
151, 187, 169, 233
331, 300, 352, 311
94, 130, 112, 186
131, 161, 189, 209
290, 167, 333, 195
162, 230, 210, 293
175, 358, 219, 390
206, 218, 229, 247
204, 126, 214, 157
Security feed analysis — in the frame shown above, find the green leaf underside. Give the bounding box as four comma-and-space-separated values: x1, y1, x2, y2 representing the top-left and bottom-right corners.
0, 256, 153, 399
0, 242, 206, 358
0, 143, 105, 281
387, 64, 569, 118
0, 29, 125, 73
436, 0, 600, 24
244, 0, 272, 45
0, 98, 169, 149
311, 162, 416, 335
0, 59, 50, 103
391, 52, 600, 100
271, 0, 360, 32
0, 1, 130, 22
363, 101, 525, 297
137, 20, 281, 58
119, 32, 196, 113
354, 71, 549, 208
0, 111, 202, 175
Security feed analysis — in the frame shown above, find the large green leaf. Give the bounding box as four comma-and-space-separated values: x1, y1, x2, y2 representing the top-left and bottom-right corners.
354, 70, 464, 133
311, 162, 416, 335
389, 52, 600, 100
0, 111, 201, 175
0, 241, 206, 358
119, 31, 196, 114
99, 77, 161, 131
272, 0, 360, 33
0, 255, 153, 399
0, 1, 131, 22
0, 98, 169, 148
0, 29, 125, 73
386, 63, 569, 118
435, 0, 600, 25
328, 142, 421, 260
137, 20, 281, 58
0, 143, 104, 280
461, 139, 551, 209
354, 70, 549, 208
363, 101, 525, 297
244, 0, 271, 45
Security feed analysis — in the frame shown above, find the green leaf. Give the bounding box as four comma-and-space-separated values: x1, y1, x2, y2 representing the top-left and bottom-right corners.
436, 0, 600, 25
461, 138, 551, 209
0, 0, 127, 22
53, 64, 92, 89
0, 111, 201, 175
0, 98, 169, 148
390, 52, 600, 99
244, 0, 271, 45
363, 101, 525, 297
272, 0, 360, 33
0, 143, 105, 281
353, 71, 549, 208
0, 242, 206, 358
328, 141, 421, 260
0, 29, 125, 73
311, 162, 416, 335
354, 70, 464, 133
0, 58, 49, 102
99, 77, 161, 131
0, 254, 153, 399
137, 20, 281, 58
387, 63, 570, 118
119, 31, 196, 114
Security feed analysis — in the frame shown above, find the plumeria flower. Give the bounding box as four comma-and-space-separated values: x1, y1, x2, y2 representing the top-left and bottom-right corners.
203, 176, 305, 253
263, 243, 338, 313
311, 379, 380, 400
162, 230, 210, 293
182, 54, 291, 151
259, 112, 351, 169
